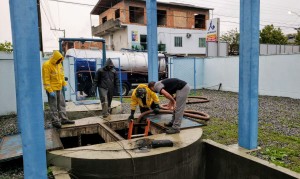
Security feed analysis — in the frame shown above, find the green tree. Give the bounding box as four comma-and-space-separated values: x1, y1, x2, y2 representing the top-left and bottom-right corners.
260, 25, 288, 44
295, 30, 300, 45
220, 28, 240, 55
0, 41, 13, 52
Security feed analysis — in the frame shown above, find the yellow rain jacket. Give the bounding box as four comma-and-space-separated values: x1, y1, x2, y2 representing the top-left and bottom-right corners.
42, 51, 67, 93
130, 84, 160, 110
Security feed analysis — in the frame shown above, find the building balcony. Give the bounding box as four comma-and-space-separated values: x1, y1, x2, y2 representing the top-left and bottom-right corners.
92, 19, 126, 37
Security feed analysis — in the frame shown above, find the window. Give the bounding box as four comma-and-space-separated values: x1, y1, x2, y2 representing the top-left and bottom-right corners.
195, 14, 205, 29
140, 35, 147, 50
174, 37, 182, 47
115, 9, 120, 19
129, 6, 144, 24
199, 38, 206, 47
102, 16, 107, 24
157, 10, 167, 26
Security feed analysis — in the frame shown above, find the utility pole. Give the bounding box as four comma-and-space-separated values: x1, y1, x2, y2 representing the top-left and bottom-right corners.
51, 28, 65, 38
37, 0, 43, 53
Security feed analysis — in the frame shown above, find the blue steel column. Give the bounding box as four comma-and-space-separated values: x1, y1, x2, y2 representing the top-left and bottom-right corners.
146, 0, 158, 82
239, 0, 260, 149
9, 0, 47, 178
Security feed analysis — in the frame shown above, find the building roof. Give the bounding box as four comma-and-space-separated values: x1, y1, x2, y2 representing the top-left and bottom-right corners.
91, 0, 213, 15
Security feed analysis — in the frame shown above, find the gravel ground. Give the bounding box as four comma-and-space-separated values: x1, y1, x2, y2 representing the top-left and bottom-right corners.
0, 89, 299, 177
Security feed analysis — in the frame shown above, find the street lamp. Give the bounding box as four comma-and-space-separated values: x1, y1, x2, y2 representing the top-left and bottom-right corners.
288, 11, 300, 31
288, 11, 300, 17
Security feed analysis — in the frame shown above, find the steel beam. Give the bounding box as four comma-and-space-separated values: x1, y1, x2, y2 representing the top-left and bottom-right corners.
238, 0, 260, 149
9, 0, 47, 178
146, 0, 159, 82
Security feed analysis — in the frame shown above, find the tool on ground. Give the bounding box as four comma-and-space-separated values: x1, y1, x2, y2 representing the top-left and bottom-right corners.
134, 139, 174, 151
127, 118, 150, 139
151, 140, 173, 148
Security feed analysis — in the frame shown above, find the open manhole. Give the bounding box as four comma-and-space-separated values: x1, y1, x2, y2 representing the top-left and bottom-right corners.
59, 124, 106, 149
60, 133, 105, 149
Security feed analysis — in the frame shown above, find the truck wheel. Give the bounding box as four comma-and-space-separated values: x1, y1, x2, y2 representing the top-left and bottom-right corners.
121, 83, 129, 96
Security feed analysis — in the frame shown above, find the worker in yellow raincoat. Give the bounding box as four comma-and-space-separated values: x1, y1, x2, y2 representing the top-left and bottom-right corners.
128, 84, 160, 120
42, 50, 74, 128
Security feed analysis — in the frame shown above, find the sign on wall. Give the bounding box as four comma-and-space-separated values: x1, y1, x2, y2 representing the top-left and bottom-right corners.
206, 18, 220, 42
132, 31, 139, 42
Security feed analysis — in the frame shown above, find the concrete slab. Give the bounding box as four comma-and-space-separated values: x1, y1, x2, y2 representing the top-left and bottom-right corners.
0, 129, 63, 162
228, 143, 261, 153
65, 100, 121, 112
50, 166, 71, 179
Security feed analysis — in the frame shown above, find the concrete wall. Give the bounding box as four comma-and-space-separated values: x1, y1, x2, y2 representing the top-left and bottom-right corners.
260, 44, 300, 55
203, 54, 300, 99
207, 42, 228, 57
200, 140, 300, 179
113, 29, 127, 50
0, 52, 16, 115
2, 53, 300, 115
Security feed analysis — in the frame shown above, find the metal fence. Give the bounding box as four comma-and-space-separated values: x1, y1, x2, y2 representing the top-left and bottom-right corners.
168, 57, 204, 94
64, 57, 123, 103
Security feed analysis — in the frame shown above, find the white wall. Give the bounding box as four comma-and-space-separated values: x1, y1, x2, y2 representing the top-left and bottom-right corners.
103, 28, 128, 51
2, 53, 300, 115
203, 54, 300, 99
0, 52, 16, 115
203, 57, 239, 92
126, 25, 207, 55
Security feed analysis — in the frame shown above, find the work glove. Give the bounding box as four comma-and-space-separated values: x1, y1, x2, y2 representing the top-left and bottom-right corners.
128, 114, 134, 121
153, 108, 160, 114
63, 86, 67, 91
49, 92, 56, 97
153, 103, 160, 114
127, 110, 135, 121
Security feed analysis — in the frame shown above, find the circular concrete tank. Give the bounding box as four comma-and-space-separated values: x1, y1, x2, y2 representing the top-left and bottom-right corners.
47, 115, 203, 179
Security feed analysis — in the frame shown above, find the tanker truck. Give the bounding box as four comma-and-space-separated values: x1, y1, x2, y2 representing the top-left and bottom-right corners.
64, 48, 168, 97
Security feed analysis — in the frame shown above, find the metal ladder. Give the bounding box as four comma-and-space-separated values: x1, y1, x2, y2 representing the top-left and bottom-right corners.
127, 119, 150, 139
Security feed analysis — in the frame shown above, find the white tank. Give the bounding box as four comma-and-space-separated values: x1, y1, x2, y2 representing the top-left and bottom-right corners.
65, 48, 167, 75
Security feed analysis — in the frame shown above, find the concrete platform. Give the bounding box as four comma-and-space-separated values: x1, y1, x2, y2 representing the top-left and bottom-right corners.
0, 129, 63, 162
47, 114, 204, 179
65, 100, 121, 113
50, 166, 71, 179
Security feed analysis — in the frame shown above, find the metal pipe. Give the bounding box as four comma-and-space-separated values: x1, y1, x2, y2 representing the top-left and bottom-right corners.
137, 109, 210, 124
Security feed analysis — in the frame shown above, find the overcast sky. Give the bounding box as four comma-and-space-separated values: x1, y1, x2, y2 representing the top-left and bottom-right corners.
1, 0, 299, 52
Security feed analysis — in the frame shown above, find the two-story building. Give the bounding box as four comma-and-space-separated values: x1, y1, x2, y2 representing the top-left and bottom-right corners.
91, 0, 213, 56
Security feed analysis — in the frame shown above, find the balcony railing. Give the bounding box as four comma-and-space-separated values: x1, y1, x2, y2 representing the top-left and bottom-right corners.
92, 19, 125, 37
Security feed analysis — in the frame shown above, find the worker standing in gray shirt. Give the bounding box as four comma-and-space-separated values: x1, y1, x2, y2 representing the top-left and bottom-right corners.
148, 78, 190, 134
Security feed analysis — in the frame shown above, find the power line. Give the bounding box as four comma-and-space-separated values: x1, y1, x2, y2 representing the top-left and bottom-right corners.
42, 0, 58, 29
40, 3, 58, 40
47, 0, 299, 30
41, 0, 60, 37
49, 0, 94, 7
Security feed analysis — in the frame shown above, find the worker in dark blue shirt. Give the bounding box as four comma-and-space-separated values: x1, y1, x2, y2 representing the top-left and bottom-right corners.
148, 78, 190, 134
